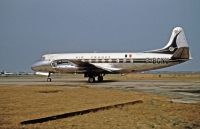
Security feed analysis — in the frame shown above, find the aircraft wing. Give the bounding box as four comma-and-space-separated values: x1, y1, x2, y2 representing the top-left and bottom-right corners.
93, 63, 121, 72
68, 59, 121, 73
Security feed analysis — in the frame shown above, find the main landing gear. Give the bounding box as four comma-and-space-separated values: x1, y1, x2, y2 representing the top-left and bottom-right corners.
87, 74, 105, 83
47, 72, 52, 82
46, 72, 104, 83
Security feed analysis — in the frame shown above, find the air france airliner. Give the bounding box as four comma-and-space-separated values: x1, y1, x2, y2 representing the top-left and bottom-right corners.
31, 27, 191, 83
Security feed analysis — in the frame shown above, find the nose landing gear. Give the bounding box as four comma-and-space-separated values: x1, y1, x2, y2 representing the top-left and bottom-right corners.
47, 72, 52, 82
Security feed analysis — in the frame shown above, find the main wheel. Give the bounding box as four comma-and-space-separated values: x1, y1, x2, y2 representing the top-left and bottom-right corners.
98, 76, 103, 82
88, 77, 95, 83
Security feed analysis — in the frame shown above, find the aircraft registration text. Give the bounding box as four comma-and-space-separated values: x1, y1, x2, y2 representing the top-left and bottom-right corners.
146, 58, 169, 64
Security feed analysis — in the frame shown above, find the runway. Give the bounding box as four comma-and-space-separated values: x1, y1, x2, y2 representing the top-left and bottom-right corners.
1, 75, 200, 103
94, 80, 200, 104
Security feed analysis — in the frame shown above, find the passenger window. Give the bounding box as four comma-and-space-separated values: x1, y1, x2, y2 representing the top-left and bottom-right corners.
125, 54, 127, 58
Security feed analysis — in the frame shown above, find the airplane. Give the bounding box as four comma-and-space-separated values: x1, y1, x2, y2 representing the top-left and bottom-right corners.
0, 70, 14, 76
31, 27, 192, 83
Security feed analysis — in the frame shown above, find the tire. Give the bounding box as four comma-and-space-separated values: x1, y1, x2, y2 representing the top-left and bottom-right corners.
88, 77, 95, 83
47, 78, 52, 82
98, 76, 103, 82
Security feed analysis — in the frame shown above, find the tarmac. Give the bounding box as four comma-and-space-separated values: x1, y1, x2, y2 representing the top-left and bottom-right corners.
0, 75, 200, 104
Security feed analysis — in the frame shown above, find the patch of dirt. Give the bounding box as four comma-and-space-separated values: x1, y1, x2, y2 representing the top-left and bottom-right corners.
37, 90, 63, 93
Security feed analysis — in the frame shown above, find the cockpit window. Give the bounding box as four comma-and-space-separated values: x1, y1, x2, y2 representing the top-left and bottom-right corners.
57, 59, 69, 64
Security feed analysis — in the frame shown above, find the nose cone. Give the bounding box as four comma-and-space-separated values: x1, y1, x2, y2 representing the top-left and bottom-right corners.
31, 60, 52, 72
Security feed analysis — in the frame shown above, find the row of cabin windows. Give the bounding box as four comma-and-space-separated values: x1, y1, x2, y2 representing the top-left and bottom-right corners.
54, 58, 134, 64
52, 59, 134, 67
76, 54, 132, 59
52, 58, 135, 67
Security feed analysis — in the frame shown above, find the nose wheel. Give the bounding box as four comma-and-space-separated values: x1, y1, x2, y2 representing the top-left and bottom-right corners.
47, 72, 52, 82
47, 77, 52, 82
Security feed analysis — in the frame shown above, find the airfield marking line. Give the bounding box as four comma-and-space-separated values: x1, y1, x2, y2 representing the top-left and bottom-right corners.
21, 100, 143, 125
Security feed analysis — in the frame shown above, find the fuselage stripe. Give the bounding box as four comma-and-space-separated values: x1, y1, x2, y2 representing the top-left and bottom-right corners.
70, 58, 180, 64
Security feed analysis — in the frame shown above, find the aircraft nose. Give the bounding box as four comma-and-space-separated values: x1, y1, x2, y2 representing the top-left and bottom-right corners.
31, 60, 52, 71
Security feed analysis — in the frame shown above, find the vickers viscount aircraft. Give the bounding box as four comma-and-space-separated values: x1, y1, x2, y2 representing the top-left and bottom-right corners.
31, 27, 191, 83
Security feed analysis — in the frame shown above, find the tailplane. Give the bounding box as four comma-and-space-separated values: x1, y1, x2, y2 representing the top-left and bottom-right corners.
146, 27, 192, 60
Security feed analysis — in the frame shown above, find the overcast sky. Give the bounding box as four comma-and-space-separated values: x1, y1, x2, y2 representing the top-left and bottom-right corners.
0, 0, 199, 72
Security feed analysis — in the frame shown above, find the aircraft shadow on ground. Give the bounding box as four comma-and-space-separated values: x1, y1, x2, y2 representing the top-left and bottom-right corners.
20, 100, 143, 125
45, 79, 119, 83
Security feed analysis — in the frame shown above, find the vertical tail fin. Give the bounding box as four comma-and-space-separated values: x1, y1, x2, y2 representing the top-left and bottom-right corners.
147, 27, 192, 60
